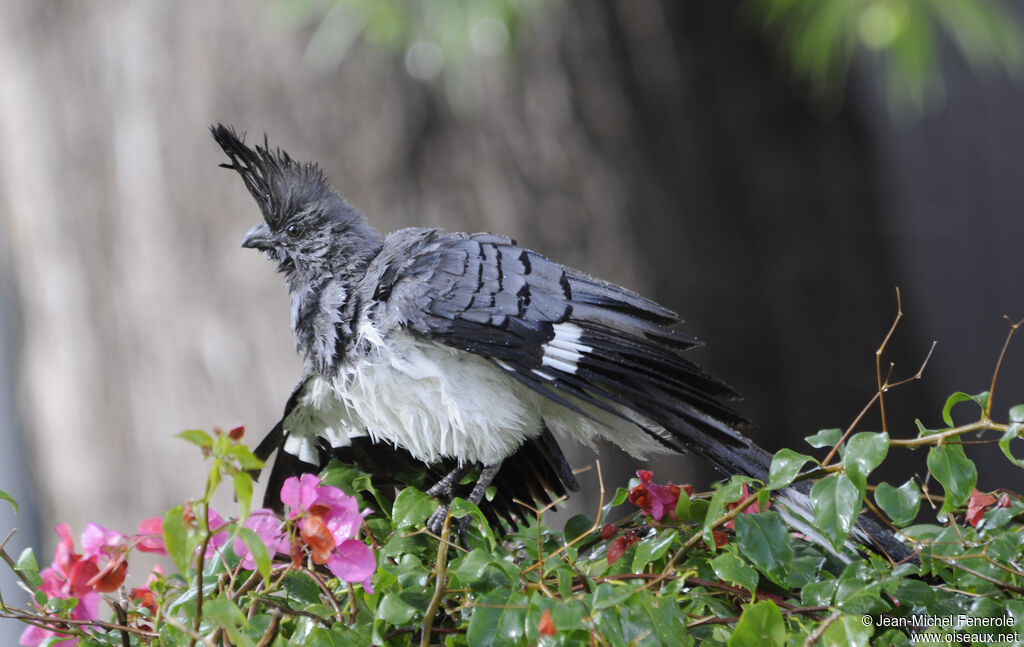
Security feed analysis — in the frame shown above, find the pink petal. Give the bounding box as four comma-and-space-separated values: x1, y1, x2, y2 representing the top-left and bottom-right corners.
233, 509, 285, 569
203, 509, 230, 557
81, 523, 126, 559
280, 474, 321, 518
135, 517, 166, 555
325, 539, 376, 585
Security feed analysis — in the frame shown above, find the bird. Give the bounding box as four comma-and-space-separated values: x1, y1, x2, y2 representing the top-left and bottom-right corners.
211, 124, 909, 560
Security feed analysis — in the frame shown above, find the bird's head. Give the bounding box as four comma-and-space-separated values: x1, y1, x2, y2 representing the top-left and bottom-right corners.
211, 124, 381, 284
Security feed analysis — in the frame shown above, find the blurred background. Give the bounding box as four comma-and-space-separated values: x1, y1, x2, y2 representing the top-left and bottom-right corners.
2, 0, 1024, 636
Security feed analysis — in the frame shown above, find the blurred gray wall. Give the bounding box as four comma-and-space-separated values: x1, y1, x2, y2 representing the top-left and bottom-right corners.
0, 2, 1021, 617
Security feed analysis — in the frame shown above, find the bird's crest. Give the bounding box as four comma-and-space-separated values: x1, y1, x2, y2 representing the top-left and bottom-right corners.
210, 124, 330, 229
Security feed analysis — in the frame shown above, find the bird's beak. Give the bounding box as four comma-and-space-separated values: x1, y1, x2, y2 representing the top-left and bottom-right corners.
241, 222, 274, 250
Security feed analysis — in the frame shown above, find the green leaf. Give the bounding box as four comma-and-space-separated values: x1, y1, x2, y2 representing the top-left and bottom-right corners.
391, 487, 436, 529
235, 527, 272, 583
806, 428, 843, 449
163, 505, 192, 574
874, 479, 921, 526
703, 476, 749, 550
767, 449, 815, 490
940, 391, 988, 427
233, 471, 253, 518
205, 597, 254, 647
728, 600, 786, 647
226, 444, 265, 471
0, 489, 17, 514
15, 547, 42, 589
450, 549, 513, 590
449, 498, 497, 550
711, 549, 759, 594
735, 511, 793, 587
810, 473, 860, 550
563, 514, 593, 543
631, 528, 677, 571
377, 592, 419, 625
466, 589, 527, 646
674, 485, 692, 521
843, 432, 889, 496
611, 486, 630, 506
926, 443, 977, 514
591, 582, 635, 610
176, 428, 214, 449
820, 614, 872, 647
999, 405, 1024, 467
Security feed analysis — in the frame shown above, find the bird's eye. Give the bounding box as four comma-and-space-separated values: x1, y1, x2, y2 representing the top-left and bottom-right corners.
285, 224, 301, 238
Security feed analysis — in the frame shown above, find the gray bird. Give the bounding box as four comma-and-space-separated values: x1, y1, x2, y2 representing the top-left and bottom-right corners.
212, 125, 908, 560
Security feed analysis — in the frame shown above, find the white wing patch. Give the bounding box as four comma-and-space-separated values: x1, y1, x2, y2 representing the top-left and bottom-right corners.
540, 323, 592, 375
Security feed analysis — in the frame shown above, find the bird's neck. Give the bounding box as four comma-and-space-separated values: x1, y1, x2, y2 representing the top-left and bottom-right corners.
286, 246, 381, 375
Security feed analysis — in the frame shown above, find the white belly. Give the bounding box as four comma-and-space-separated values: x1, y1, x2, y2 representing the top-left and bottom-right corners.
329, 330, 541, 465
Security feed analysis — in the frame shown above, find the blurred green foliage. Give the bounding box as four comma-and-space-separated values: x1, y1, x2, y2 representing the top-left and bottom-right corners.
274, 0, 534, 108
278, 0, 1024, 112
746, 0, 1024, 111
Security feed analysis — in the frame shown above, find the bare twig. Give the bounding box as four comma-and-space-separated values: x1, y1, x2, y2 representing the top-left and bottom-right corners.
876, 287, 904, 435
985, 316, 1024, 419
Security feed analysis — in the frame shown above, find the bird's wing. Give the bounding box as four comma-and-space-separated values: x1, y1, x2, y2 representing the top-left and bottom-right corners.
367, 228, 750, 465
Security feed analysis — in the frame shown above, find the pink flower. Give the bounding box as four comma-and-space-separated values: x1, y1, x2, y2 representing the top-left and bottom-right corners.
20, 524, 103, 647
628, 470, 691, 521
134, 517, 166, 554
80, 523, 129, 592
202, 508, 230, 558
233, 509, 287, 570
277, 475, 376, 591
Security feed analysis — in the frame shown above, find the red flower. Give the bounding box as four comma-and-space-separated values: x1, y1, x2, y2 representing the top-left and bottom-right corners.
628, 470, 691, 521
607, 530, 641, 565
228, 425, 245, 440
966, 488, 998, 527
725, 484, 769, 529
538, 608, 556, 636
88, 557, 128, 593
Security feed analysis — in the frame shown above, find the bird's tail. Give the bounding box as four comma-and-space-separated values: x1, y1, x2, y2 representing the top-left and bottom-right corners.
683, 427, 911, 562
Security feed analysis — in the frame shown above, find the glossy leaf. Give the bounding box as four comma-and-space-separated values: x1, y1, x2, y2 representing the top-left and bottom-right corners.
874, 479, 921, 526
806, 428, 842, 449
711, 549, 759, 595
466, 589, 527, 646
735, 511, 792, 587
940, 391, 988, 427
820, 614, 872, 647
810, 474, 860, 550
767, 448, 815, 489
927, 443, 977, 514
728, 600, 786, 647
843, 432, 889, 496
391, 487, 436, 529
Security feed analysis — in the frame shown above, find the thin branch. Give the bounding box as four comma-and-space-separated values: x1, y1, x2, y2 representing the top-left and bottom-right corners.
875, 287, 904, 435
986, 316, 1024, 418
421, 511, 452, 647
803, 609, 842, 647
